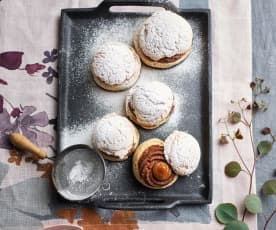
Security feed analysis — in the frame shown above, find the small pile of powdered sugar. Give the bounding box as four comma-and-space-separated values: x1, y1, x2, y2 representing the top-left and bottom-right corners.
68, 160, 93, 184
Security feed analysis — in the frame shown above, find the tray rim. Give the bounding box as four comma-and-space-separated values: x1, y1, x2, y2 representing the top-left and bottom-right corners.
57, 4, 212, 210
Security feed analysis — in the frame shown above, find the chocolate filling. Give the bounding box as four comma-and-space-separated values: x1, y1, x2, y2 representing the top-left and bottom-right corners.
138, 145, 176, 187
158, 53, 184, 63
143, 52, 186, 63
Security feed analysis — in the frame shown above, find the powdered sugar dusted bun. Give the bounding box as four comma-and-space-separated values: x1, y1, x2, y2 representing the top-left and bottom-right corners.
92, 113, 140, 161
125, 81, 174, 129
164, 131, 201, 176
134, 10, 192, 69
91, 42, 141, 91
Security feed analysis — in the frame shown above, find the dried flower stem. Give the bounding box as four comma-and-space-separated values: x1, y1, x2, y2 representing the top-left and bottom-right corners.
223, 121, 251, 174
222, 99, 258, 222
270, 133, 276, 143
238, 103, 257, 221
238, 101, 250, 126
45, 92, 58, 102
263, 209, 276, 230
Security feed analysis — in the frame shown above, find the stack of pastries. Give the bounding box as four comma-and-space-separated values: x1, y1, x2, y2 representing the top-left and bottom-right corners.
90, 10, 200, 189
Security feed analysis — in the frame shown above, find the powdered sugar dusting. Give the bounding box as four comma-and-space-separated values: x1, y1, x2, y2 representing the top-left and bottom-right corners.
61, 15, 204, 150
92, 42, 140, 85
139, 10, 193, 61
126, 81, 174, 125
60, 121, 97, 150
69, 160, 93, 184
164, 131, 201, 176
59, 12, 209, 200
92, 113, 136, 159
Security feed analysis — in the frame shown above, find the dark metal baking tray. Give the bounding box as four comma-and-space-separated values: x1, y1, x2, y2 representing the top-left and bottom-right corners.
58, 0, 212, 210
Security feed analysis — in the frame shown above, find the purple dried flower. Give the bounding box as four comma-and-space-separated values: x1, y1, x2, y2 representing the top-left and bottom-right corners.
0, 108, 19, 149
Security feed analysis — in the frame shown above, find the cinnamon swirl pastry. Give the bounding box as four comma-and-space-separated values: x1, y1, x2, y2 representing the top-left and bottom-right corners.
132, 138, 178, 189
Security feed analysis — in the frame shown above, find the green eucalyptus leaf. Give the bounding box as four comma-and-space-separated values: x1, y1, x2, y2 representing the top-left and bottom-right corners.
215, 203, 238, 224
224, 221, 249, 230
244, 194, 262, 214
262, 180, 276, 195
225, 161, 241, 177
257, 141, 272, 155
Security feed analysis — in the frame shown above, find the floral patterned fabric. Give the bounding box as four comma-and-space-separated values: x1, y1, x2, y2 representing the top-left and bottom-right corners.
0, 0, 256, 230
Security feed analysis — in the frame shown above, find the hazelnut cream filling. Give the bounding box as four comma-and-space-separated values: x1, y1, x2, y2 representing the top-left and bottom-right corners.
128, 102, 174, 127
146, 53, 184, 63
142, 49, 191, 64
138, 145, 176, 187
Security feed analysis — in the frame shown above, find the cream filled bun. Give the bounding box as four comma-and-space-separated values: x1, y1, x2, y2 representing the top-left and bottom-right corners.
91, 42, 141, 91
164, 131, 201, 176
125, 81, 174, 129
134, 10, 193, 69
92, 113, 140, 161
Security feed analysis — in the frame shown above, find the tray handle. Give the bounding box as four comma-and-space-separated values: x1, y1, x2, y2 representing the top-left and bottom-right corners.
93, 199, 180, 210
98, 0, 178, 12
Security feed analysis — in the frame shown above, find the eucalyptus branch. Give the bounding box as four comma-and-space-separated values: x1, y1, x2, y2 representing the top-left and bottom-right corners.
215, 78, 276, 229
220, 120, 251, 174
238, 100, 250, 126
269, 133, 276, 143
249, 127, 257, 194
236, 101, 256, 220
263, 209, 276, 230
